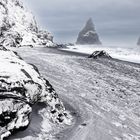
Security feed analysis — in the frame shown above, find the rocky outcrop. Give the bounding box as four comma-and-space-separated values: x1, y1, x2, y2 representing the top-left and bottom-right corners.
137, 37, 140, 46
56, 43, 74, 48
88, 50, 112, 59
0, 46, 69, 139
76, 18, 101, 45
0, 0, 54, 47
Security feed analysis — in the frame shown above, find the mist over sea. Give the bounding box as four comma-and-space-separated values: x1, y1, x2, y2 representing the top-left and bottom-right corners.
61, 44, 140, 64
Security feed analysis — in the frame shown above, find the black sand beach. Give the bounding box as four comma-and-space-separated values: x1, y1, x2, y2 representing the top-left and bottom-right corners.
9, 47, 140, 140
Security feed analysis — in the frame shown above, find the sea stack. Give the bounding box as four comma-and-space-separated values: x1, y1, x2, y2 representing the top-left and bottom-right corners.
76, 18, 101, 45
137, 37, 140, 45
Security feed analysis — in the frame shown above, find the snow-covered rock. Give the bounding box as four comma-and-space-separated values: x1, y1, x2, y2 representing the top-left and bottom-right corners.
0, 46, 69, 139
76, 18, 101, 45
137, 37, 140, 46
0, 0, 54, 47
88, 50, 112, 59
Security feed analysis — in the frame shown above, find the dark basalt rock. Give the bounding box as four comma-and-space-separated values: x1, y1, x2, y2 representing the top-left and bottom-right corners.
137, 37, 140, 46
56, 43, 74, 48
88, 50, 112, 59
0, 45, 7, 51
76, 18, 101, 45
0, 46, 69, 139
0, 111, 16, 127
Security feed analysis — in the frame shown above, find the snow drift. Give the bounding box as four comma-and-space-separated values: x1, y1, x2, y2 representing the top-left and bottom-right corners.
0, 0, 54, 47
0, 46, 70, 139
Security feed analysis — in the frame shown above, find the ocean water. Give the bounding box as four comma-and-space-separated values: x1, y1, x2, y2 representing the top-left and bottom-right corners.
61, 45, 140, 64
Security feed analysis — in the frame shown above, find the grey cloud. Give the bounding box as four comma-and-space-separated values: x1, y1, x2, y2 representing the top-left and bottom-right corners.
23, 0, 140, 44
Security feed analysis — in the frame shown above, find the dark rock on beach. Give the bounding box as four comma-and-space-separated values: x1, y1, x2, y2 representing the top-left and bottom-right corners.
88, 50, 112, 59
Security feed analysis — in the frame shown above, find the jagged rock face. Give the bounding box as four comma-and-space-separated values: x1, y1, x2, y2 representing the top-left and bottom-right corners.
88, 50, 112, 59
137, 37, 140, 46
76, 18, 101, 45
0, 0, 54, 47
0, 46, 69, 139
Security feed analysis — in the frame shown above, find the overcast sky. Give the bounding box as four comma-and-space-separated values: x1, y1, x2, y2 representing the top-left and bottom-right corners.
23, 0, 140, 45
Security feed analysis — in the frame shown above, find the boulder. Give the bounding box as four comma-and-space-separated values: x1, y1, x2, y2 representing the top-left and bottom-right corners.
88, 50, 112, 59
76, 18, 101, 45
0, 46, 69, 139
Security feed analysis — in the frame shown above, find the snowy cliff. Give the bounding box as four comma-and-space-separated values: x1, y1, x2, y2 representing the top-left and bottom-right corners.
0, 0, 54, 47
0, 46, 70, 139
76, 18, 101, 45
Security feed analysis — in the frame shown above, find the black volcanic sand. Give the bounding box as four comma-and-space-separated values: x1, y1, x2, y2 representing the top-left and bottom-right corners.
8, 103, 46, 139
8, 47, 140, 140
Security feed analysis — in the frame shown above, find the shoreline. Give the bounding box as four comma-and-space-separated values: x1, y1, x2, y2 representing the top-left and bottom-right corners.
56, 46, 140, 65
11, 46, 140, 66
46, 47, 140, 66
